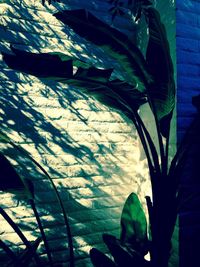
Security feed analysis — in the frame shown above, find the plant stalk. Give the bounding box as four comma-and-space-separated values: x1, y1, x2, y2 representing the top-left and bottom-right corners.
0, 240, 21, 265
29, 199, 54, 267
130, 111, 155, 175
0, 206, 41, 266
134, 111, 160, 174
2, 138, 75, 267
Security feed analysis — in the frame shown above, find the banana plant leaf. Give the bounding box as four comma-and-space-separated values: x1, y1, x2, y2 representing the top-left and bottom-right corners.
2, 46, 73, 79
120, 193, 148, 255
144, 6, 175, 137
3, 48, 147, 116
102, 234, 148, 267
0, 152, 32, 198
54, 8, 175, 137
54, 9, 153, 91
0, 130, 35, 199
90, 248, 116, 267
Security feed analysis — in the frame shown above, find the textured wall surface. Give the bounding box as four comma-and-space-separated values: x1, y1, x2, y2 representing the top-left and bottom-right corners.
0, 1, 150, 266
176, 1, 200, 267
0, 0, 176, 266
177, 0, 200, 140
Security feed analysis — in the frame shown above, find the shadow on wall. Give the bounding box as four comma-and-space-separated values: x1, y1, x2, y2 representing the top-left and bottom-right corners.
0, 0, 149, 266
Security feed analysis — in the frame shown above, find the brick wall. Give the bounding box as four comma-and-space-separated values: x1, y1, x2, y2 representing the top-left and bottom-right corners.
0, 1, 176, 266
177, 0, 200, 140
0, 1, 150, 266
176, 1, 200, 266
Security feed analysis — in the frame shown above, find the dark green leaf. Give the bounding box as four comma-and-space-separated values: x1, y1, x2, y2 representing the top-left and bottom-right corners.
120, 193, 148, 254
0, 131, 34, 199
67, 76, 146, 118
103, 234, 134, 266
109, 79, 147, 110
90, 248, 116, 267
3, 48, 147, 117
2, 47, 73, 79
102, 234, 148, 267
68, 75, 147, 112
54, 9, 153, 91
0, 152, 27, 196
74, 67, 113, 82
144, 7, 175, 137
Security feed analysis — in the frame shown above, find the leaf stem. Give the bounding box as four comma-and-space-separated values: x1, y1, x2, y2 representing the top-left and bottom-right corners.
130, 111, 155, 176
0, 206, 41, 266
134, 111, 160, 174
0, 239, 22, 265
164, 130, 170, 175
20, 150, 75, 267
3, 138, 75, 267
29, 199, 54, 267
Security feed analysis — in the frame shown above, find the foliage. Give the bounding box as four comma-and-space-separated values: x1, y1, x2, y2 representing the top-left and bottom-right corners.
0, 131, 74, 266
1, 1, 189, 267
0, 207, 42, 267
89, 194, 151, 267
108, 0, 154, 21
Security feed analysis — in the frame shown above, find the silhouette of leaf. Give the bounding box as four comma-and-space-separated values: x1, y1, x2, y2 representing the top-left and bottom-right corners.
144, 7, 175, 137
3, 48, 147, 118
90, 248, 116, 267
102, 234, 149, 266
3, 47, 73, 79
54, 9, 153, 91
120, 193, 148, 255
0, 152, 28, 197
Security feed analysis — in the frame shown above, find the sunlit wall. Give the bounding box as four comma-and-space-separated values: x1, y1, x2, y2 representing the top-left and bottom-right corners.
0, 0, 176, 266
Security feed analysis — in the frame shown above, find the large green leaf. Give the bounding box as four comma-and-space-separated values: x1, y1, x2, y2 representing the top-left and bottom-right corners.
120, 193, 148, 254
3, 48, 147, 116
144, 6, 175, 137
54, 9, 153, 91
67, 76, 147, 115
0, 131, 35, 199
3, 47, 73, 79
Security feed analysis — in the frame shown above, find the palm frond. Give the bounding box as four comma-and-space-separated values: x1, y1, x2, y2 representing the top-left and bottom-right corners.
3, 48, 147, 118
144, 7, 175, 137
54, 9, 153, 91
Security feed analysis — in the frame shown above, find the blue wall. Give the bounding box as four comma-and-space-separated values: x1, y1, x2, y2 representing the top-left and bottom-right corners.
176, 1, 200, 266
